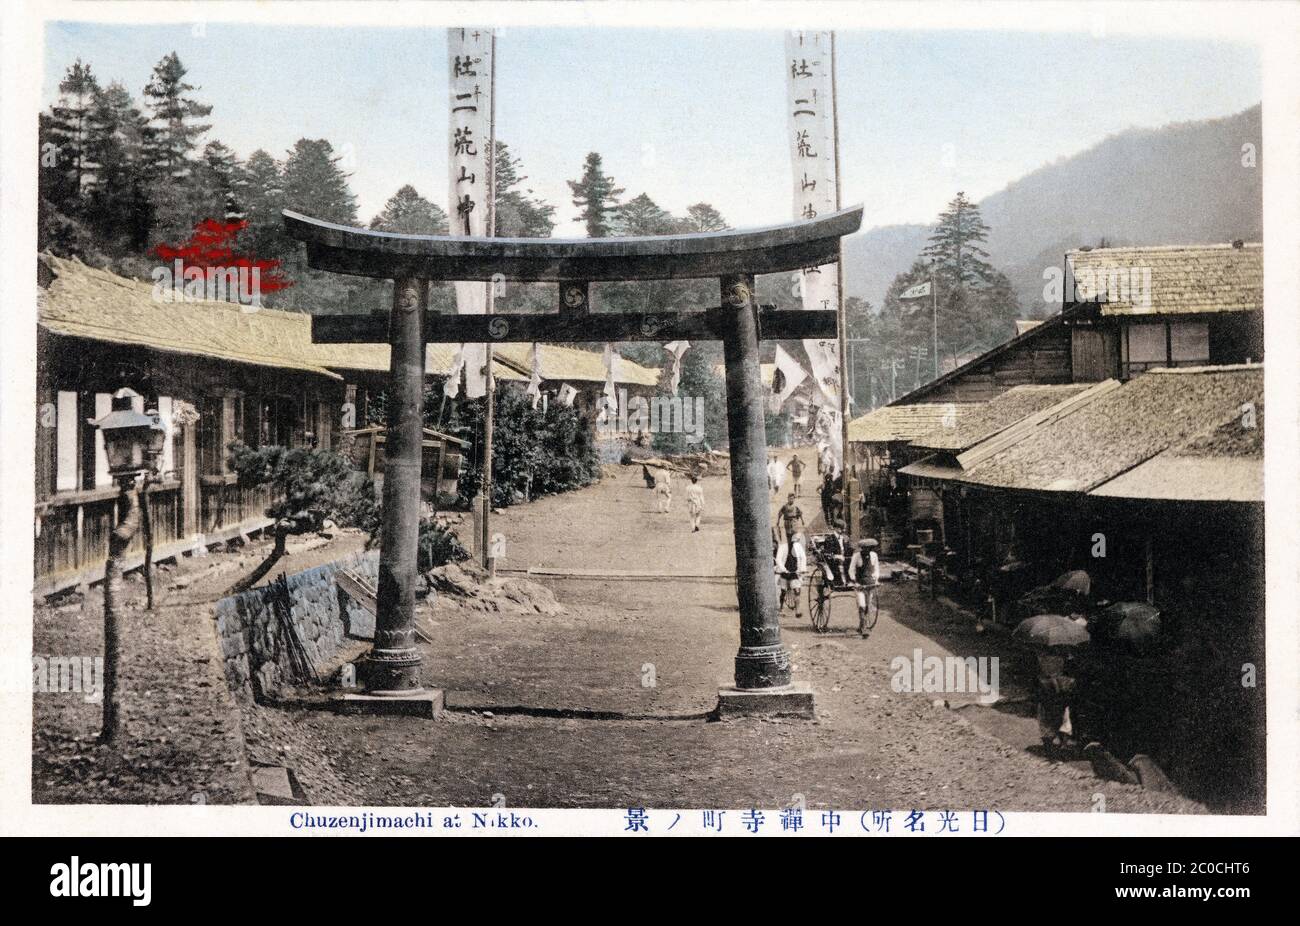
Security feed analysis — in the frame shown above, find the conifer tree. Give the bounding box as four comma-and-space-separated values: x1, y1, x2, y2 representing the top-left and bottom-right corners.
567, 152, 624, 238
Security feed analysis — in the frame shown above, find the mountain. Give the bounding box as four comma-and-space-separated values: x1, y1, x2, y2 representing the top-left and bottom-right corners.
843, 104, 1263, 315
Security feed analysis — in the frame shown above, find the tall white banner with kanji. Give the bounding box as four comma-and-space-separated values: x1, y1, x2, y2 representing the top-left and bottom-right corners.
786, 30, 843, 472
447, 28, 494, 397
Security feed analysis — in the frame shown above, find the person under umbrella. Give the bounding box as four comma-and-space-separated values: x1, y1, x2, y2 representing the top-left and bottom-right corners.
1014, 615, 1089, 758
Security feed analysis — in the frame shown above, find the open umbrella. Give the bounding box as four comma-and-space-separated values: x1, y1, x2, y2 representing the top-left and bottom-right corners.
1013, 613, 1091, 649
1050, 569, 1091, 596
1093, 601, 1161, 648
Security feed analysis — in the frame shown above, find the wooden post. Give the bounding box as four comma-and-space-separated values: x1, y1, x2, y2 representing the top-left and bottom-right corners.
720, 274, 791, 690
368, 275, 426, 693
100, 481, 140, 743
181, 422, 198, 539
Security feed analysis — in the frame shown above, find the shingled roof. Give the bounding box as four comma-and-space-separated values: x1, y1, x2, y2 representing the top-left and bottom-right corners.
1092, 395, 1263, 502
1067, 242, 1262, 316
848, 402, 981, 444
958, 365, 1263, 494
910, 384, 1094, 453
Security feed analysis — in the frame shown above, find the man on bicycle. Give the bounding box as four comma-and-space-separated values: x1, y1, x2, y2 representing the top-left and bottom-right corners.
849, 537, 880, 637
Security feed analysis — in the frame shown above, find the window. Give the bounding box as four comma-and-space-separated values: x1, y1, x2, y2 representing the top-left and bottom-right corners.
197, 395, 225, 476
1122, 321, 1211, 378
259, 395, 300, 448
1170, 321, 1210, 364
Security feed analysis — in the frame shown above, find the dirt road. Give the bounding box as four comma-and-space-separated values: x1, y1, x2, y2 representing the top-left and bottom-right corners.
318, 456, 1202, 813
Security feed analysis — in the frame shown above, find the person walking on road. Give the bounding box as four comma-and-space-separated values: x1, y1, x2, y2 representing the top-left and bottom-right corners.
786, 454, 806, 496
767, 454, 785, 495
777, 493, 806, 542
654, 468, 673, 513
849, 537, 881, 637
685, 473, 705, 532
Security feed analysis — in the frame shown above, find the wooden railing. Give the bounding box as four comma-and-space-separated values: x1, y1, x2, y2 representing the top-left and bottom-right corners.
33, 477, 278, 598
200, 475, 276, 536
34, 482, 182, 597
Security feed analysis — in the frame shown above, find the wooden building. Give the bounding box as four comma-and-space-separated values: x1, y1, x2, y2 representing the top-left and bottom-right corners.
35, 255, 345, 597
848, 241, 1264, 544
34, 256, 663, 597
1063, 242, 1263, 381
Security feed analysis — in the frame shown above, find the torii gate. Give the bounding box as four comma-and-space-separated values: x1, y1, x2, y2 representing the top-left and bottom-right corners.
284, 205, 863, 705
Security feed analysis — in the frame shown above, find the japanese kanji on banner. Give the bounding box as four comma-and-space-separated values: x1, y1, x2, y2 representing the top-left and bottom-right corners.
447, 27, 494, 397
786, 29, 844, 476
785, 30, 842, 412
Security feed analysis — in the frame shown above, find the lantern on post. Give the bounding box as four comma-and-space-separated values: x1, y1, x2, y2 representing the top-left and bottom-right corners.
90, 388, 166, 483
88, 387, 167, 743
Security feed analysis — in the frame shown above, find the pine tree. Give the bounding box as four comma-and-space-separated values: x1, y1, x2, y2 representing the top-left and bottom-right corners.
277, 138, 360, 312
567, 152, 624, 238
614, 193, 676, 236
493, 140, 556, 238
241, 149, 286, 261
974, 270, 1022, 345
140, 52, 213, 242
47, 59, 101, 208
682, 202, 728, 233
369, 184, 448, 234
83, 81, 152, 251
141, 52, 212, 183
922, 191, 995, 288
192, 141, 247, 223
281, 138, 358, 225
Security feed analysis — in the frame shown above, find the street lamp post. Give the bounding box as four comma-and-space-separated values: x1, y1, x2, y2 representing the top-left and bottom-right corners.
89, 388, 166, 744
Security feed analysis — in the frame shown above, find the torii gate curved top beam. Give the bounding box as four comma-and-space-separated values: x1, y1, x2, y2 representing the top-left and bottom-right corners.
283, 205, 863, 282
288, 202, 863, 698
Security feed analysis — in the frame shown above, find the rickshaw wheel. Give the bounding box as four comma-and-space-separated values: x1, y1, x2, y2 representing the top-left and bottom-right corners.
808, 570, 831, 632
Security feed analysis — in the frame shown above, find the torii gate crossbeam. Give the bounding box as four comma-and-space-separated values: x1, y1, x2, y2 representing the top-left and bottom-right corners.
285, 205, 863, 699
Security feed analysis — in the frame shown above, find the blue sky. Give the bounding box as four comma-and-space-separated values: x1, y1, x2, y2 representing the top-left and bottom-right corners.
44, 22, 1260, 236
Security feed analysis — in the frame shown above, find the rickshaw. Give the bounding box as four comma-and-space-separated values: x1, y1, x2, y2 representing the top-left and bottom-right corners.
806, 532, 878, 634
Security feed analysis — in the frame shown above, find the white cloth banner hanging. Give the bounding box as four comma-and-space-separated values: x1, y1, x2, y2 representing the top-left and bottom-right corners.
769, 343, 808, 414
526, 342, 543, 408
785, 30, 842, 412
462, 342, 489, 399
598, 343, 620, 425
663, 340, 690, 395
558, 383, 578, 407
448, 27, 494, 396
444, 345, 465, 398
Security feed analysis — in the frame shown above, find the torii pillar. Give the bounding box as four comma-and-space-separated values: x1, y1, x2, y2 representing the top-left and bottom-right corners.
284, 205, 863, 714
719, 274, 789, 690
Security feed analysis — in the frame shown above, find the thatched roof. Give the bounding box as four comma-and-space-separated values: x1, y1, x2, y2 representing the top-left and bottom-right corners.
37, 256, 660, 387
959, 365, 1263, 494
910, 384, 1094, 452
1067, 243, 1262, 316
495, 343, 659, 386
316, 341, 526, 382
39, 255, 341, 379
848, 402, 982, 444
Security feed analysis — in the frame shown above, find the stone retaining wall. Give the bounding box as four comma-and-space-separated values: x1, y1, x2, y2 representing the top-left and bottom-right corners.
214, 550, 379, 701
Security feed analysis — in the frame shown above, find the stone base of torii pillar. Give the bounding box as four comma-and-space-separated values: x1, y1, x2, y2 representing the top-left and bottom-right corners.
713, 683, 816, 720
